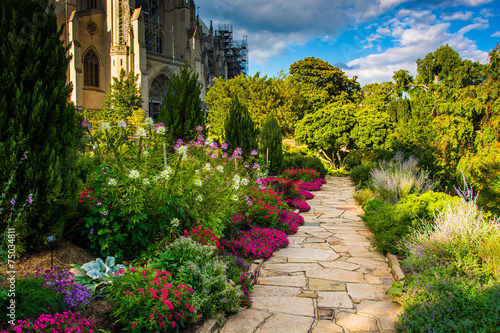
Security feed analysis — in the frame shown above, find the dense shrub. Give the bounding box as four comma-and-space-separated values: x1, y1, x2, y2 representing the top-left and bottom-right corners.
281, 151, 328, 177
361, 191, 456, 254
262, 177, 303, 200
286, 199, 311, 212
246, 187, 289, 229
344, 148, 393, 169
396, 268, 500, 333
282, 168, 322, 182
353, 188, 377, 205
224, 96, 258, 156
259, 114, 283, 175
279, 211, 305, 234
350, 165, 372, 188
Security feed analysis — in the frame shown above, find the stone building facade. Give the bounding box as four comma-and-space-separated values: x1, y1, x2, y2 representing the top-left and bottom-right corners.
50, 0, 247, 118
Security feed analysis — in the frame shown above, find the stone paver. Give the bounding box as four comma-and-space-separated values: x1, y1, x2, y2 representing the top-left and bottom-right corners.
222, 176, 401, 332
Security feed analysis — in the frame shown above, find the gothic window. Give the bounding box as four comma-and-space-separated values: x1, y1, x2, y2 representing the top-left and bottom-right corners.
80, 0, 102, 11
84, 50, 99, 87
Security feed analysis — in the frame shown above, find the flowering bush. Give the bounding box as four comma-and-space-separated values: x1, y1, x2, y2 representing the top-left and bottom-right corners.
246, 187, 289, 229
261, 177, 303, 200
33, 268, 93, 310
281, 168, 321, 182
183, 225, 220, 248
297, 181, 322, 191
286, 199, 311, 212
220, 226, 289, 259
0, 311, 96, 333
279, 211, 305, 234
107, 267, 199, 332
298, 189, 314, 200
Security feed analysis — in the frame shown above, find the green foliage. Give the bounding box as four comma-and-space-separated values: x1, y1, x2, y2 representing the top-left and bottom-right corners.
344, 149, 393, 170
326, 167, 350, 177
349, 165, 372, 188
289, 57, 361, 108
152, 237, 250, 319
361, 191, 456, 254
72, 257, 127, 294
281, 148, 328, 177
224, 96, 258, 156
0, 0, 78, 253
159, 62, 204, 142
396, 269, 500, 333
295, 100, 356, 167
102, 68, 143, 122
205, 73, 307, 138
351, 109, 394, 150
353, 188, 377, 206
0, 275, 65, 323
259, 114, 283, 175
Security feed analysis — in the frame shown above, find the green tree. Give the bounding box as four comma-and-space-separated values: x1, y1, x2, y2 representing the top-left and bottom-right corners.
351, 110, 394, 150
102, 68, 143, 121
224, 96, 258, 155
486, 43, 500, 80
0, 0, 78, 253
259, 114, 283, 175
206, 72, 307, 138
295, 101, 357, 167
159, 62, 204, 142
289, 57, 361, 109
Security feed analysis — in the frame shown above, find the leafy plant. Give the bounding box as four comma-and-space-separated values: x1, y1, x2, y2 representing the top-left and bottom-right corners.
220, 226, 289, 259
353, 188, 377, 205
349, 164, 372, 188
224, 96, 258, 156
72, 257, 127, 293
259, 114, 283, 175
107, 267, 200, 332
281, 150, 328, 177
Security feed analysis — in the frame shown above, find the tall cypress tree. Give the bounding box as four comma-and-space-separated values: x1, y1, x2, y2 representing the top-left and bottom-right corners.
259, 114, 283, 175
159, 62, 204, 142
224, 96, 258, 156
0, 0, 78, 253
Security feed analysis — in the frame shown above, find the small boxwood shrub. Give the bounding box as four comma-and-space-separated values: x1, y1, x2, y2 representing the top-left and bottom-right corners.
282, 151, 327, 177
344, 148, 393, 169
350, 164, 372, 188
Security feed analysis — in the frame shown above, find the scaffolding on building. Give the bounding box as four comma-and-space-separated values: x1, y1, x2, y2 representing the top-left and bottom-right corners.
135, 0, 161, 54
118, 0, 131, 45
218, 24, 248, 79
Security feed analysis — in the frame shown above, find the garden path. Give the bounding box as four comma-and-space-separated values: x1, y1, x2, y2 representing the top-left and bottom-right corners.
220, 176, 401, 333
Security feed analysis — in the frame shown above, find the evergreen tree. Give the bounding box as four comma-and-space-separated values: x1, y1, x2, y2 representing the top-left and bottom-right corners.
159, 62, 204, 142
0, 0, 78, 253
259, 114, 283, 175
102, 68, 143, 121
224, 96, 258, 156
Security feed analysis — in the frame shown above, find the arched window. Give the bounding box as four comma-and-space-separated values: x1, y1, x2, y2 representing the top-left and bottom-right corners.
84, 50, 99, 87
149, 74, 168, 120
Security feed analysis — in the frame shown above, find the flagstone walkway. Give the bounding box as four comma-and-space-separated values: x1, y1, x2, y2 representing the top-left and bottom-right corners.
221, 176, 401, 333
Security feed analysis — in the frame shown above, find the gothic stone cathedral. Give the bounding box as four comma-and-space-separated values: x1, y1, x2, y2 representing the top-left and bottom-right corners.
50, 0, 248, 118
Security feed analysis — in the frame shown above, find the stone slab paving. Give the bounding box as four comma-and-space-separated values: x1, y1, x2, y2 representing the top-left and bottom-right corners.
220, 176, 401, 333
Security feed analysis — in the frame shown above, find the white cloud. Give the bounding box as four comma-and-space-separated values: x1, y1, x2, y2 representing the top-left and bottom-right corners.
345, 9, 489, 85
441, 11, 473, 21
480, 8, 494, 18
458, 18, 489, 34
491, 31, 500, 37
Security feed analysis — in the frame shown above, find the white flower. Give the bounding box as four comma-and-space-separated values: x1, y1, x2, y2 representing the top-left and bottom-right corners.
101, 122, 111, 131
117, 120, 127, 128
196, 194, 203, 202
194, 179, 202, 187
108, 178, 117, 186
231, 194, 238, 201
143, 150, 149, 157
205, 137, 214, 146
137, 128, 147, 137
203, 163, 211, 172
142, 178, 150, 185
195, 170, 200, 175
156, 125, 166, 135
129, 170, 140, 179
171, 217, 180, 227
232, 174, 241, 185
177, 145, 188, 156
232, 184, 240, 190
145, 117, 154, 126
216, 165, 224, 173
160, 167, 172, 179
241, 178, 249, 186
153, 175, 160, 181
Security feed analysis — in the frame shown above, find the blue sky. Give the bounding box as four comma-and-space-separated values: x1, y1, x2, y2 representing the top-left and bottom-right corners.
196, 0, 500, 86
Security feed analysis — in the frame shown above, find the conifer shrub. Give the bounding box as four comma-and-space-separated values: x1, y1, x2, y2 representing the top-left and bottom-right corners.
259, 114, 283, 175
223, 96, 258, 156
0, 0, 78, 253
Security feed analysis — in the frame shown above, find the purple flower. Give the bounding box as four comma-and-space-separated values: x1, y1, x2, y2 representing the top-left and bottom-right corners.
221, 143, 228, 150
81, 120, 92, 128
210, 153, 218, 159
196, 125, 203, 132
103, 211, 108, 216
253, 163, 261, 170
176, 139, 184, 145
28, 194, 34, 204
197, 134, 204, 141
250, 150, 258, 156
90, 229, 94, 235
10, 198, 15, 205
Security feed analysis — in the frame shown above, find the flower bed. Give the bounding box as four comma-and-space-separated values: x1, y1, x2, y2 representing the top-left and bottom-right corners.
220, 226, 289, 259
